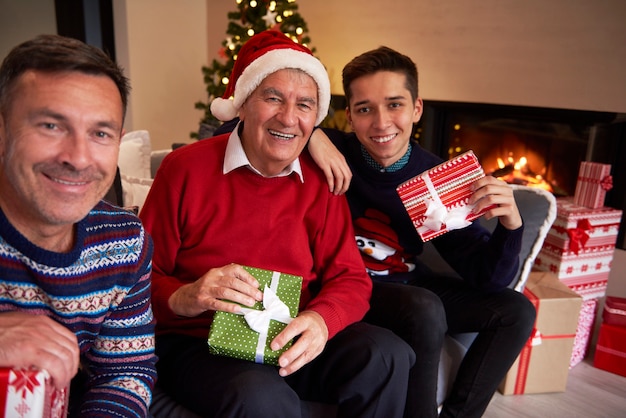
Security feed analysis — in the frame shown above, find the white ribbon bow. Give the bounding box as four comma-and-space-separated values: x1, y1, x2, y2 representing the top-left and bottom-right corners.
240, 285, 293, 363
420, 173, 473, 232
423, 199, 473, 232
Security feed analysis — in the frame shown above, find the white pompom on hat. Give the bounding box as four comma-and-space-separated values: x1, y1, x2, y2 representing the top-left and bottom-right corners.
210, 30, 330, 126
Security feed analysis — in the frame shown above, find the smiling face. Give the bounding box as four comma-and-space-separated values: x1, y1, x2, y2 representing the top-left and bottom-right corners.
347, 71, 423, 168
0, 70, 123, 250
238, 69, 318, 176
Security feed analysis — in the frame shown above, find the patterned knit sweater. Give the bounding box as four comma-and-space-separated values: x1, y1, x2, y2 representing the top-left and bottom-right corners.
0, 201, 157, 417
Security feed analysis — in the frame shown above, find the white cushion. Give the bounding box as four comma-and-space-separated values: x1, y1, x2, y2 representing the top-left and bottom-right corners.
119, 130, 152, 180
121, 174, 153, 212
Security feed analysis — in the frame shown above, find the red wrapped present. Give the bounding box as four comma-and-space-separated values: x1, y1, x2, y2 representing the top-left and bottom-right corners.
594, 323, 626, 377
499, 272, 582, 395
573, 161, 613, 209
570, 298, 598, 368
534, 245, 611, 300
602, 296, 626, 328
396, 151, 495, 242
543, 198, 622, 252
0, 368, 68, 418
534, 198, 622, 300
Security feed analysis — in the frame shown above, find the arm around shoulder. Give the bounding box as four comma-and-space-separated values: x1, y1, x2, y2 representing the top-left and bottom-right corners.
308, 128, 352, 195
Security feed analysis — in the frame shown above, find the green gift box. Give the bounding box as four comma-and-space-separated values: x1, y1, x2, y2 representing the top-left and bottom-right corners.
207, 266, 302, 365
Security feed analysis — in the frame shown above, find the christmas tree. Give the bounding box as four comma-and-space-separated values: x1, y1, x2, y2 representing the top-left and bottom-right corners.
192, 0, 314, 139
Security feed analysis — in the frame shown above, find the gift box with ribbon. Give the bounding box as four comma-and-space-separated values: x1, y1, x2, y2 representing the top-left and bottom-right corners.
573, 161, 613, 209
207, 266, 302, 366
542, 198, 622, 253
534, 244, 613, 300
602, 296, 626, 328
569, 298, 599, 368
0, 368, 69, 418
396, 151, 496, 242
498, 272, 582, 395
534, 198, 622, 300
593, 322, 626, 378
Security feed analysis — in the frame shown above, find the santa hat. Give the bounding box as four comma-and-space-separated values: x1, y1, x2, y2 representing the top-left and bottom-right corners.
210, 30, 330, 126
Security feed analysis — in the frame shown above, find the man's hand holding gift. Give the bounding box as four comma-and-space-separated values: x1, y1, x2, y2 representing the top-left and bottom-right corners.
191, 264, 311, 374
168, 263, 263, 317
470, 176, 522, 231
0, 312, 79, 390
272, 309, 328, 377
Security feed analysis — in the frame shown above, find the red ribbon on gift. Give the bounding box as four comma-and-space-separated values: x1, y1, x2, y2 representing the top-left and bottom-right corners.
515, 289, 540, 394
600, 175, 613, 191
515, 289, 578, 394
566, 219, 591, 255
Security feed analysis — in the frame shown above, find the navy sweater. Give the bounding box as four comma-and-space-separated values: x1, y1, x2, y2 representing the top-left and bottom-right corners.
323, 129, 523, 291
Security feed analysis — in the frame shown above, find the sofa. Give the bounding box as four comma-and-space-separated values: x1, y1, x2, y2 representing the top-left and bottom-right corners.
116, 130, 170, 212
112, 131, 557, 417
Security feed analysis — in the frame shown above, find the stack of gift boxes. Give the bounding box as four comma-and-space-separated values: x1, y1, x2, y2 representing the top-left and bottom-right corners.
534, 161, 622, 368
392, 154, 624, 393
499, 161, 622, 395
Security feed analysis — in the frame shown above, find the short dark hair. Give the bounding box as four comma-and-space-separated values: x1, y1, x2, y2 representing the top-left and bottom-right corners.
0, 34, 130, 118
342, 46, 418, 104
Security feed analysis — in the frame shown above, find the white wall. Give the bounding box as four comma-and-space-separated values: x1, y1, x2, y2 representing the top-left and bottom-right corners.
297, 0, 626, 113
0, 0, 208, 151
113, 0, 208, 150
0, 0, 56, 59
4, 1, 625, 150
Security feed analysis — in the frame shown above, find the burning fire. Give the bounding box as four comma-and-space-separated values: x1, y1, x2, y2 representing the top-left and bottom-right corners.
491, 153, 553, 192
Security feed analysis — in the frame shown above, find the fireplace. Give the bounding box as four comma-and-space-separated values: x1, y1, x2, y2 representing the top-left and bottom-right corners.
415, 100, 626, 249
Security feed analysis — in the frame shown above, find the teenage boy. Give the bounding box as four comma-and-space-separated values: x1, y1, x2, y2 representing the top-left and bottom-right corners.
308, 46, 536, 418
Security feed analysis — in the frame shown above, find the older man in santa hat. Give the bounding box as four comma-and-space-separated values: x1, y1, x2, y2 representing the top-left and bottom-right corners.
140, 30, 414, 418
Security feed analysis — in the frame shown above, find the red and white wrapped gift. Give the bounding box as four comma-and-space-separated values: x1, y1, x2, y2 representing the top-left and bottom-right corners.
602, 296, 626, 328
396, 151, 495, 242
534, 243, 611, 300
569, 298, 598, 368
0, 368, 68, 418
534, 198, 622, 300
543, 198, 622, 252
594, 323, 626, 378
573, 161, 613, 209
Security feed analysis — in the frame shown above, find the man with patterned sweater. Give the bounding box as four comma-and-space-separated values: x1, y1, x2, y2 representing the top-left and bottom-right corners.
0, 35, 156, 416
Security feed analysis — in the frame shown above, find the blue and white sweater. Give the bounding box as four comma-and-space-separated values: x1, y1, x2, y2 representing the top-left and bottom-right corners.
0, 200, 157, 417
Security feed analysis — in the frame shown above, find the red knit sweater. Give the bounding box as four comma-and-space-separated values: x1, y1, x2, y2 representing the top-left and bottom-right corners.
140, 134, 371, 340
